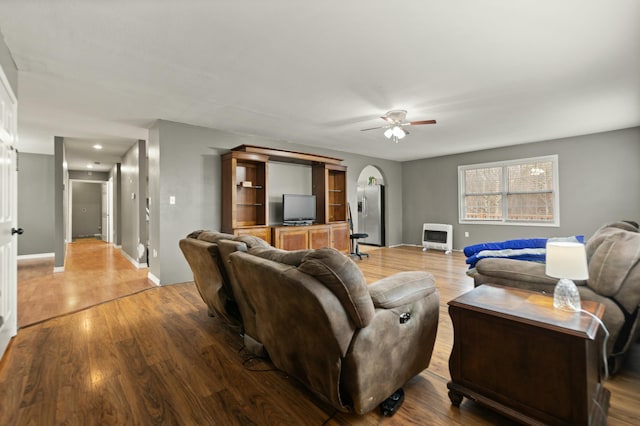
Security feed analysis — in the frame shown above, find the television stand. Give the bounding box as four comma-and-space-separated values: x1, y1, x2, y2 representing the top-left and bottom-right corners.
272, 223, 350, 253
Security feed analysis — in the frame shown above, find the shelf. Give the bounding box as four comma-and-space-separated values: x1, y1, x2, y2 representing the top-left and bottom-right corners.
224, 147, 347, 238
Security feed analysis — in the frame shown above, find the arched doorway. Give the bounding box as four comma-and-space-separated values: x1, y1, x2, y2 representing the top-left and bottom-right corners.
356, 166, 385, 246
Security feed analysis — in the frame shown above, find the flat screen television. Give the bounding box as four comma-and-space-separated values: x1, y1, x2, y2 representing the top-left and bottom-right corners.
282, 194, 316, 224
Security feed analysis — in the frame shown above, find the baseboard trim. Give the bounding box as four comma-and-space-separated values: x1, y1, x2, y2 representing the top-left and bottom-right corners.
18, 252, 54, 260
148, 273, 160, 286
120, 249, 147, 269
389, 243, 462, 252
53, 266, 65, 273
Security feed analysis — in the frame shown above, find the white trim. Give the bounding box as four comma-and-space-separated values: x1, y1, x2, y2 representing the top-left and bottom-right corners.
458, 155, 560, 227
120, 247, 147, 269
53, 266, 65, 273
148, 273, 160, 286
108, 177, 114, 244
0, 63, 16, 105
18, 252, 54, 260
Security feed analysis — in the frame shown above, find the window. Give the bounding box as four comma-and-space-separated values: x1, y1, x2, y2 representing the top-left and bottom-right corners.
458, 155, 559, 226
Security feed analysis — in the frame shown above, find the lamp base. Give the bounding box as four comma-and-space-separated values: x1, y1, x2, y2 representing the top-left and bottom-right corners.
553, 278, 582, 311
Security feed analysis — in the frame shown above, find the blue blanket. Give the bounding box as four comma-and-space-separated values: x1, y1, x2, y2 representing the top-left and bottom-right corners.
464, 238, 547, 257
464, 236, 584, 268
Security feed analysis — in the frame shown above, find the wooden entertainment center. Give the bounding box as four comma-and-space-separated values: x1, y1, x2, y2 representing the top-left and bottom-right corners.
221, 145, 350, 253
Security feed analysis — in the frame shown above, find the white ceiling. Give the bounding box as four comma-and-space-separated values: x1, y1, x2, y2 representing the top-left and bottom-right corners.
0, 0, 638, 171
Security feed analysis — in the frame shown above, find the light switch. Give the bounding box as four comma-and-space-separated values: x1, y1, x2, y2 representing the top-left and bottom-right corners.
169, 196, 176, 205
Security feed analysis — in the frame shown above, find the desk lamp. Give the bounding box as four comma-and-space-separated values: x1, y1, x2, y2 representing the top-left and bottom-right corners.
545, 241, 589, 311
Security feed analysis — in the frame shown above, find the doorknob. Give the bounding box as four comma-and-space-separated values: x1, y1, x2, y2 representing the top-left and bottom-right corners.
11, 227, 23, 235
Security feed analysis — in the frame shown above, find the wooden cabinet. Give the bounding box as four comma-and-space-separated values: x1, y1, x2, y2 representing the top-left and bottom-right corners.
329, 222, 350, 253
309, 226, 331, 249
222, 151, 268, 235
447, 285, 609, 425
312, 163, 347, 224
272, 226, 309, 251
233, 226, 271, 245
272, 224, 348, 253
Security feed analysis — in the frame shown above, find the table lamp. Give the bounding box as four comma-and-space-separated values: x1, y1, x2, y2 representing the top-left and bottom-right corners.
545, 241, 589, 311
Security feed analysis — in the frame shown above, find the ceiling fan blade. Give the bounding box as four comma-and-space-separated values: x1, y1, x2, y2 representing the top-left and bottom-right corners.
360, 126, 386, 131
408, 119, 437, 125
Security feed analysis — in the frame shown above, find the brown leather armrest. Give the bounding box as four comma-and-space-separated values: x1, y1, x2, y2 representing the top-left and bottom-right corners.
368, 271, 437, 309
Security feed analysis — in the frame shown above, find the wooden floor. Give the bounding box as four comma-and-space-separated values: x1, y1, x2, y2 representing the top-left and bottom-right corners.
16, 238, 155, 327
1, 243, 638, 425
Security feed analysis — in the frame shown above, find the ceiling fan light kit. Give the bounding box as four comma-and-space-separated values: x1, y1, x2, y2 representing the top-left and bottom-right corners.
361, 109, 436, 143
384, 126, 407, 143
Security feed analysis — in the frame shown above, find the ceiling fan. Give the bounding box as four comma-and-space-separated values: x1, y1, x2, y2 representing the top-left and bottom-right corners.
360, 110, 436, 143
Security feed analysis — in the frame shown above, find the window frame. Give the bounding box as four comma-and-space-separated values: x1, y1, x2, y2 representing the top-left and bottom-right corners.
458, 155, 560, 227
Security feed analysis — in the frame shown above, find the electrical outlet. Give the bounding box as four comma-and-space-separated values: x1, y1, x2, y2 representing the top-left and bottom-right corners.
169, 196, 176, 205
465, 232, 470, 238
153, 249, 158, 258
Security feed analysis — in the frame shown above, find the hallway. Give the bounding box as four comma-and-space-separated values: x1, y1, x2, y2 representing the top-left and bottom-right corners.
17, 239, 155, 327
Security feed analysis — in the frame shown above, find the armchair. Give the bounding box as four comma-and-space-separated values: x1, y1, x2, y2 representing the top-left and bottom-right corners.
473, 221, 640, 373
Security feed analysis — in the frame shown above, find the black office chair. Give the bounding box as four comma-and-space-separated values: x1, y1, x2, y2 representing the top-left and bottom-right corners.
348, 203, 369, 260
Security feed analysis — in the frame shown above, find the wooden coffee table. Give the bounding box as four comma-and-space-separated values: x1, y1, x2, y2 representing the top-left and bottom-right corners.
447, 284, 609, 426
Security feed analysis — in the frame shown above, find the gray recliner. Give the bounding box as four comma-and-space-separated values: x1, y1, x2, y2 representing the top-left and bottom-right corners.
473, 221, 640, 373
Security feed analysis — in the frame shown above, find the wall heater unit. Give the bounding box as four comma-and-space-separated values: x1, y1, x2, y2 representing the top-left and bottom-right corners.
422, 223, 453, 254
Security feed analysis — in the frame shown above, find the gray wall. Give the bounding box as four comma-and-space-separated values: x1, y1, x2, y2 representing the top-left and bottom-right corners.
68, 170, 109, 181
121, 140, 147, 264
268, 162, 312, 224
402, 127, 640, 250
17, 153, 54, 255
148, 120, 403, 285
71, 182, 102, 238
68, 170, 108, 239
54, 137, 66, 268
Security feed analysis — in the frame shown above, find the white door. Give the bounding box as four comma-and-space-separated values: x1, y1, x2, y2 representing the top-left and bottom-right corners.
0, 65, 18, 360
101, 182, 108, 242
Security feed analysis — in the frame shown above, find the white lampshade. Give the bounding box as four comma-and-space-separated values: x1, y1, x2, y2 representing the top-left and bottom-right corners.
384, 128, 393, 138
546, 241, 589, 311
392, 126, 406, 139
546, 242, 589, 280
